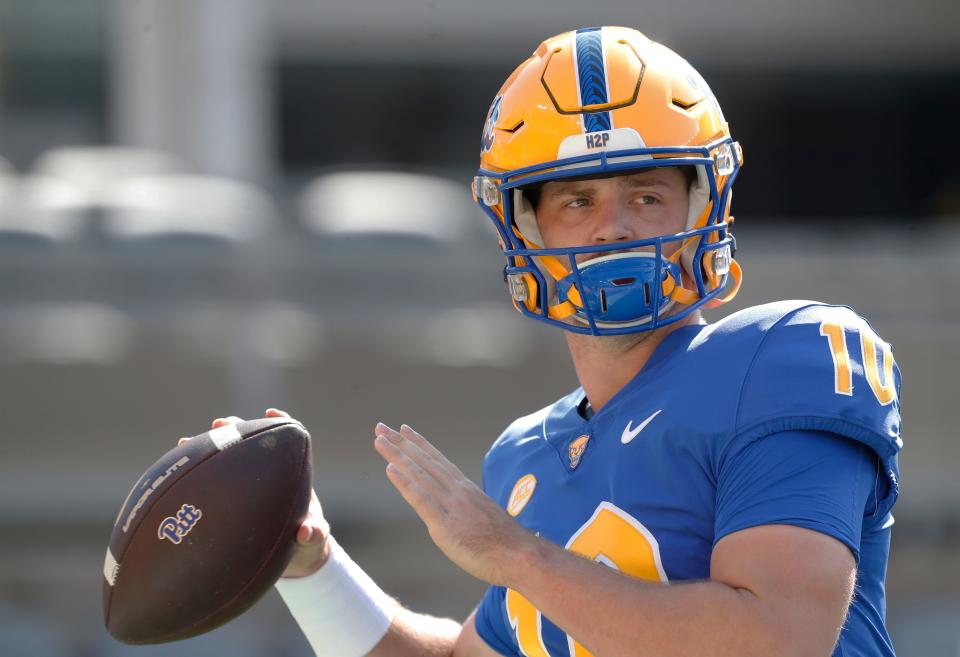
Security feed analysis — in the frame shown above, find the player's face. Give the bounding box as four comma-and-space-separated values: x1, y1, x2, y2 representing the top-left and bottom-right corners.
535, 167, 689, 262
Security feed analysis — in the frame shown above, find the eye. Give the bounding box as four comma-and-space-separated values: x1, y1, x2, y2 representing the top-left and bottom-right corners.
565, 197, 591, 209
633, 194, 659, 205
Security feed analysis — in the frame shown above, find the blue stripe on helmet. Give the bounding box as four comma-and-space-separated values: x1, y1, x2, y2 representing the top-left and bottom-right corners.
575, 27, 612, 132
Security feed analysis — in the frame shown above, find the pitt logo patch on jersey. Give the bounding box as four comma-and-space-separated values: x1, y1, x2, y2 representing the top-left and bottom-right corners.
507, 474, 537, 516
568, 434, 591, 469
158, 503, 202, 545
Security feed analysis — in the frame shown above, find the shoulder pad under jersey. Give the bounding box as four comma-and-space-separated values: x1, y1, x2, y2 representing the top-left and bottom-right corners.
731, 302, 902, 512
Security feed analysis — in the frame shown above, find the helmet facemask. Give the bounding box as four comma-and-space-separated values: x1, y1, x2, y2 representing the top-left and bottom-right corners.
475, 142, 742, 335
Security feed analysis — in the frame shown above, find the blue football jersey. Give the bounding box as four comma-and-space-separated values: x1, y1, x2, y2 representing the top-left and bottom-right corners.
475, 301, 902, 657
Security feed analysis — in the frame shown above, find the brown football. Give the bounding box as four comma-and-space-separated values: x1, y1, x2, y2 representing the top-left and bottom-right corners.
103, 417, 312, 644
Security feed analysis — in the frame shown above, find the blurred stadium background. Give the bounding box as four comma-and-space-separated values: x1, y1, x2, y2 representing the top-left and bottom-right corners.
1, 0, 958, 655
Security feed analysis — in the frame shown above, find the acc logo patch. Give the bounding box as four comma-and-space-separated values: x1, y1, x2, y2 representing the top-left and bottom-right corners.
506, 474, 537, 517
568, 434, 591, 469
480, 95, 502, 153
158, 503, 202, 545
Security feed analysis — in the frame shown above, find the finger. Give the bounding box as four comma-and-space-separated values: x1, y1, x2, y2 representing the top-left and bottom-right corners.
178, 437, 190, 446
296, 516, 328, 546
374, 432, 437, 484
378, 423, 441, 466
394, 423, 467, 484
375, 424, 452, 488
266, 408, 291, 418
297, 523, 313, 545
211, 416, 244, 429
305, 495, 329, 535
374, 433, 449, 495
384, 462, 446, 527
398, 424, 464, 478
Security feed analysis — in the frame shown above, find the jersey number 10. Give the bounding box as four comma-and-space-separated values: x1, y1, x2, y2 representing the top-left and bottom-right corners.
505, 502, 667, 657
819, 321, 896, 405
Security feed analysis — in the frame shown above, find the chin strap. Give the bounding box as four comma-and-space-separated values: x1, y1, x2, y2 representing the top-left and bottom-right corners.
538, 253, 580, 319
705, 258, 742, 309
545, 301, 579, 320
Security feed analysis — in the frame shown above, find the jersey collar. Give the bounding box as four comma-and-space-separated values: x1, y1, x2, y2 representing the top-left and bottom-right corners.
544, 321, 706, 447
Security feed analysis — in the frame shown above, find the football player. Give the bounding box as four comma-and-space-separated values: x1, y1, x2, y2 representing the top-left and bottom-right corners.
221, 26, 902, 657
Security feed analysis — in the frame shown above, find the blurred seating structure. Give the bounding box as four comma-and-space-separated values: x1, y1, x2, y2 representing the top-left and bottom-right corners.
298, 170, 474, 243
102, 173, 275, 243
0, 174, 90, 245
31, 146, 189, 206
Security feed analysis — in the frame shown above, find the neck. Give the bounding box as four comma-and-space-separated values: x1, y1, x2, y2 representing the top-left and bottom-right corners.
565, 313, 702, 413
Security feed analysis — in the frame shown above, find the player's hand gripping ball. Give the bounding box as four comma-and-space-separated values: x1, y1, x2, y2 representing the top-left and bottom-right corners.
102, 417, 313, 644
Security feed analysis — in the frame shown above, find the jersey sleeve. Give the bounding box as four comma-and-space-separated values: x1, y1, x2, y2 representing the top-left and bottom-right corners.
730, 303, 902, 519
715, 429, 881, 561
474, 586, 518, 657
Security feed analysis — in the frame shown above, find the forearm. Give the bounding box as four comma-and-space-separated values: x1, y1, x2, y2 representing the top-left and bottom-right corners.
367, 607, 461, 657
510, 536, 783, 657
278, 535, 482, 657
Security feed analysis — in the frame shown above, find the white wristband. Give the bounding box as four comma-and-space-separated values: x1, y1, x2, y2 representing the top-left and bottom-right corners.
275, 535, 397, 657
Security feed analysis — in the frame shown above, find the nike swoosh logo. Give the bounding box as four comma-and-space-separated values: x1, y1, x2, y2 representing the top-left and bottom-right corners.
621, 410, 663, 444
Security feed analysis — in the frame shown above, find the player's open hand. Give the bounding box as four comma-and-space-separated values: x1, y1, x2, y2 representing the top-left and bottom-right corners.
374, 422, 533, 586
179, 409, 331, 579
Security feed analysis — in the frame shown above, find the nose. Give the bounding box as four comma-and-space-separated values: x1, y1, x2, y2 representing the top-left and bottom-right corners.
589, 199, 633, 244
